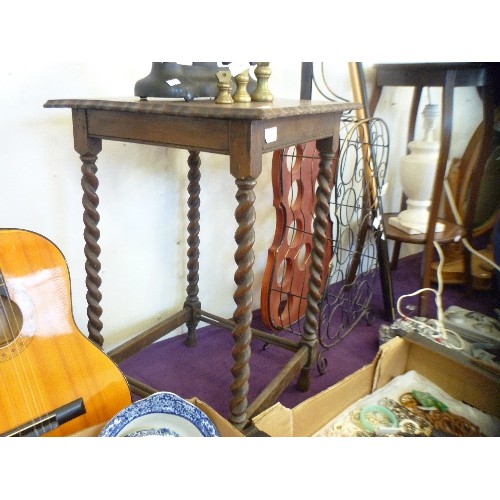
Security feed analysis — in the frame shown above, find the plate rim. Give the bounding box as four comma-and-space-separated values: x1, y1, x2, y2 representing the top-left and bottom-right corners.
99, 391, 220, 437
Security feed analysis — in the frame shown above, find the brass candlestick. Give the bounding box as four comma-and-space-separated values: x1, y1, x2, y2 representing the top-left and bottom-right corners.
250, 62, 273, 102
215, 70, 234, 104
233, 69, 251, 103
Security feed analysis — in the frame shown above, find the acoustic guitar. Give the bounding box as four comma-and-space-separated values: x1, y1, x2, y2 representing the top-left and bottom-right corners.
0, 228, 131, 437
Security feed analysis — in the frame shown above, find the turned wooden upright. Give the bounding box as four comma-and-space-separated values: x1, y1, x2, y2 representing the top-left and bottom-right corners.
44, 97, 360, 429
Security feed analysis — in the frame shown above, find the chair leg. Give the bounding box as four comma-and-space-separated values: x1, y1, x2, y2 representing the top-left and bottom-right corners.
418, 243, 437, 318
391, 241, 402, 270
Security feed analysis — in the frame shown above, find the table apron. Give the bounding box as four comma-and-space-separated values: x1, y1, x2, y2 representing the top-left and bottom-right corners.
85, 109, 341, 157
259, 113, 341, 154
87, 110, 230, 153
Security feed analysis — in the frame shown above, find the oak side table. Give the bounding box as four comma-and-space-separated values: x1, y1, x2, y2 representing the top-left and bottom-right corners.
44, 97, 360, 429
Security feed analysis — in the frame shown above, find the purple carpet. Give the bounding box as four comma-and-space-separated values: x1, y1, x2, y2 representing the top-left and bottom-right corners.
119, 252, 499, 419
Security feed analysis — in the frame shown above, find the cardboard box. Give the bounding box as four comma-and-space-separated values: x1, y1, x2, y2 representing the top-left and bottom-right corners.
251, 335, 500, 437
71, 396, 243, 437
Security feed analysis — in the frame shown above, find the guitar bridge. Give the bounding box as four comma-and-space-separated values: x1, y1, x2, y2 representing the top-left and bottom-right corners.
1, 398, 86, 437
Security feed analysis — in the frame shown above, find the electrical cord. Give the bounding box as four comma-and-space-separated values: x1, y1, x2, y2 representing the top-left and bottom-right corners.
394, 175, 499, 352
396, 240, 466, 350
320, 63, 350, 102
443, 179, 500, 273
311, 63, 350, 103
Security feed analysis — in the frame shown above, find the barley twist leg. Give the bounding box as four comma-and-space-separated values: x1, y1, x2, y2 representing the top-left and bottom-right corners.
80, 151, 104, 347
229, 177, 256, 429
184, 150, 202, 347
297, 149, 335, 391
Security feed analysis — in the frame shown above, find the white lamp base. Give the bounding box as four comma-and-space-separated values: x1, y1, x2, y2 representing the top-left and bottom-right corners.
389, 215, 445, 235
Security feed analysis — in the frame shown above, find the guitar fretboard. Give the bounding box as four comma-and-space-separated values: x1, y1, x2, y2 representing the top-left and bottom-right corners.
0, 271, 9, 297
0, 270, 8, 297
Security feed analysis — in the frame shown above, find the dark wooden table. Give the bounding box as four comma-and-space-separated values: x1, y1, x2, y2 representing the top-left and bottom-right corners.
369, 63, 495, 317
44, 97, 360, 429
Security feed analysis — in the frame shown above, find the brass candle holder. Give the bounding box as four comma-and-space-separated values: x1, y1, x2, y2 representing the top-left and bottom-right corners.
250, 62, 273, 103
233, 68, 251, 103
215, 70, 234, 104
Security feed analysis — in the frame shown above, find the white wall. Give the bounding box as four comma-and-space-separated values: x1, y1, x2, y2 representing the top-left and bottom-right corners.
0, 62, 482, 352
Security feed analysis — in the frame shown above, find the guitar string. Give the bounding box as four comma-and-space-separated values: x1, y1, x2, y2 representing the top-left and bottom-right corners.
0, 237, 47, 434
0, 290, 22, 422
0, 265, 35, 429
0, 252, 46, 434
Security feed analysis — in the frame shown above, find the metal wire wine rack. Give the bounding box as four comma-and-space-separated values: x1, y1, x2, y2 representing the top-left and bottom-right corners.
260, 111, 391, 373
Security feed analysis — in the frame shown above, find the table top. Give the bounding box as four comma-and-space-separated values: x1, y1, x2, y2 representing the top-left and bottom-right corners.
44, 97, 360, 120
374, 62, 491, 71
373, 62, 492, 88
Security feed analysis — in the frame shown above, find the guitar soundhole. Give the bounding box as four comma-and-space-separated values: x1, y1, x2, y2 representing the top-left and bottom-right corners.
0, 296, 23, 347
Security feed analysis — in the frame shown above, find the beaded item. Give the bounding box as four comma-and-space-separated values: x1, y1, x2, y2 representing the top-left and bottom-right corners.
399, 393, 485, 437
379, 397, 433, 436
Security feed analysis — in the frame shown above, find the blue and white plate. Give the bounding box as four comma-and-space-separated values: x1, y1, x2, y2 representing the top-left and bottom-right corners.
99, 392, 220, 437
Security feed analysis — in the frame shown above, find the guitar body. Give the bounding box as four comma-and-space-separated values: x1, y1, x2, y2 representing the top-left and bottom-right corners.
0, 229, 131, 436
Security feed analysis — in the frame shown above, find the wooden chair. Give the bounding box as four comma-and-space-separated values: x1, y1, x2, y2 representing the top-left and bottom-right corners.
430, 106, 500, 291
369, 63, 496, 317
